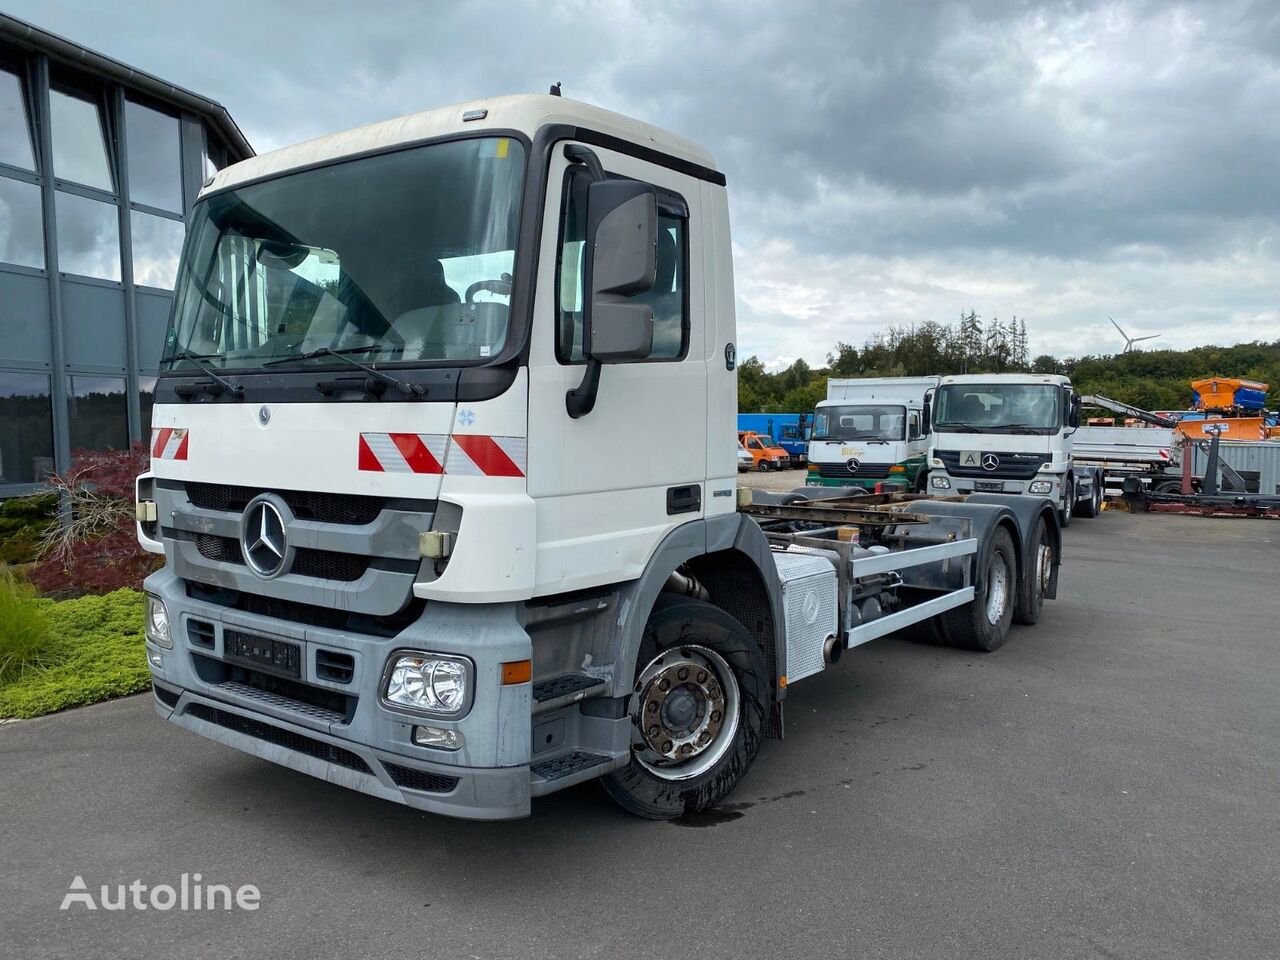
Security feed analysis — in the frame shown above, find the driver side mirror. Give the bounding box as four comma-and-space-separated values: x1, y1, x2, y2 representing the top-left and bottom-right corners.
582, 179, 657, 363
921, 394, 932, 434
1069, 394, 1081, 429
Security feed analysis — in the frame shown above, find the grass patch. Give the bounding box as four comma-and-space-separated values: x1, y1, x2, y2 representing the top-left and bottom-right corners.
0, 576, 54, 680
0, 588, 148, 720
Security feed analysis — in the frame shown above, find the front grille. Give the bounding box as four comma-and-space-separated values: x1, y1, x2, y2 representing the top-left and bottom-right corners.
184, 702, 370, 773
382, 761, 460, 794
815, 462, 891, 479
187, 618, 216, 649
291, 548, 370, 582
186, 582, 425, 638
192, 653, 356, 722
192, 534, 369, 582
936, 449, 1050, 480
195, 534, 244, 565
185, 482, 385, 525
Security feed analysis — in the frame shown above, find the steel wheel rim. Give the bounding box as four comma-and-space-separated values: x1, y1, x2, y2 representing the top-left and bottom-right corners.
631, 645, 740, 781
1037, 539, 1053, 595
985, 554, 1010, 625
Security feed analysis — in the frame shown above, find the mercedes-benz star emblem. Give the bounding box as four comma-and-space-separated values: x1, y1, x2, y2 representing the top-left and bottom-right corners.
240, 496, 292, 579
846, 457, 861, 473
981, 453, 1001, 472
257, 405, 271, 425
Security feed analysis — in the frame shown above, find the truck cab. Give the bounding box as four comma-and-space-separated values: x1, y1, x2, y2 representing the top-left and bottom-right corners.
927, 373, 1101, 523
806, 377, 937, 491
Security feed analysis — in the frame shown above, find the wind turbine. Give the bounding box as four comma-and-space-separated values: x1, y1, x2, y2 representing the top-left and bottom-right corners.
1109, 317, 1160, 353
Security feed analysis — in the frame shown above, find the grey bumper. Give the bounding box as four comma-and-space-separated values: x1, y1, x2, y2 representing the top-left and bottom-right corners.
143, 569, 533, 820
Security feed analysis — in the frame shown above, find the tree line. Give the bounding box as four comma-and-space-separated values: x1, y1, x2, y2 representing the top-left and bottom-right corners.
738, 312, 1280, 415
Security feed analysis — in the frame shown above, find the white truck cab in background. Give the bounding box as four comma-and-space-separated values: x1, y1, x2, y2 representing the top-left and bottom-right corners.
806, 377, 938, 491
926, 373, 1103, 525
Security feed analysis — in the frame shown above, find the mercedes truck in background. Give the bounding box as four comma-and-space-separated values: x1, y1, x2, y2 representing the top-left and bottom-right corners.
926, 373, 1103, 526
806, 377, 938, 491
136, 95, 1064, 822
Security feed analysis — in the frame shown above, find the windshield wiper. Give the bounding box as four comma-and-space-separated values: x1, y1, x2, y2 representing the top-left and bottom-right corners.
934, 422, 980, 433
988, 423, 1046, 434
267, 346, 424, 399
170, 349, 244, 401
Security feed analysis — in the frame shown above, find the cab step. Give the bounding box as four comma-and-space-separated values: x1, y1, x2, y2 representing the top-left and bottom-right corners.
532, 673, 607, 713
529, 750, 625, 795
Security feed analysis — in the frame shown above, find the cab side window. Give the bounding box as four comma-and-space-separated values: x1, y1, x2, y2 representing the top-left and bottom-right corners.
556, 168, 688, 363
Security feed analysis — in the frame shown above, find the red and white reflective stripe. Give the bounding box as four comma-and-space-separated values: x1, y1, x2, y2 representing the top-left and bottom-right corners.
358, 433, 447, 474
445, 435, 527, 477
358, 433, 526, 477
151, 427, 189, 461
1158, 449, 1170, 460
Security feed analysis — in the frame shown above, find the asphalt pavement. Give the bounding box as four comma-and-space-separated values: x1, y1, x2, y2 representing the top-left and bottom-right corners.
2, 510, 1277, 959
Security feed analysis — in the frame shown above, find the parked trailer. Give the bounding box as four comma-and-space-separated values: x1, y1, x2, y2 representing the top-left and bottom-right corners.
135, 94, 1064, 822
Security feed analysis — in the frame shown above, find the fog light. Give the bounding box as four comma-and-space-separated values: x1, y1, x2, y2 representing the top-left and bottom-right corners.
930, 476, 951, 490
383, 653, 472, 717
413, 725, 463, 750
147, 648, 164, 669
1029, 480, 1053, 494
145, 595, 172, 649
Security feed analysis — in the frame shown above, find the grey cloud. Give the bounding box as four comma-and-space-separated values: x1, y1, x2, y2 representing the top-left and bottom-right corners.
8, 0, 1279, 358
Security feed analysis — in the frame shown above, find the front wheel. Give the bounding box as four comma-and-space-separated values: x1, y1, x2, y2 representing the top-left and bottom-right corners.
757, 459, 771, 472
1058, 477, 1074, 528
601, 596, 768, 819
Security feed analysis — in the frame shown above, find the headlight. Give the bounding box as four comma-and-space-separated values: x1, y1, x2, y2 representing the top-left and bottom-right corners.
1029, 480, 1053, 494
383, 653, 472, 717
145, 595, 172, 649
930, 476, 951, 490
930, 457, 943, 468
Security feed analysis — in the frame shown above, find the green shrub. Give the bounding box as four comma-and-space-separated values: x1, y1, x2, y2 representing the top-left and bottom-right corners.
0, 588, 148, 719
0, 493, 58, 566
0, 575, 56, 681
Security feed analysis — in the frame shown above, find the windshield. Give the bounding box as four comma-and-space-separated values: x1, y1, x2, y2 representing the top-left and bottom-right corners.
934, 384, 1063, 433
812, 404, 906, 441
162, 137, 526, 372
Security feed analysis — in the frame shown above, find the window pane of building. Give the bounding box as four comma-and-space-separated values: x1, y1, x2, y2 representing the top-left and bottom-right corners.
49, 89, 114, 191
0, 176, 44, 269
0, 70, 36, 171
55, 190, 121, 281
138, 374, 157, 436
67, 374, 128, 452
0, 371, 54, 484
125, 100, 183, 212
131, 210, 185, 288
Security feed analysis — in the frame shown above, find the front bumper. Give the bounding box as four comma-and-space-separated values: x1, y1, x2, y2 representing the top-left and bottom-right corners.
143, 569, 533, 820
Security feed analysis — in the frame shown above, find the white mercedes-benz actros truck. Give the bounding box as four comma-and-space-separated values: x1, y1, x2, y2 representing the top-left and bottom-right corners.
926, 373, 1104, 527
137, 95, 1062, 820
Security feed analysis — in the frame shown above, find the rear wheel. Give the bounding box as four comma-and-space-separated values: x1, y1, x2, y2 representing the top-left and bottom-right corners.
1013, 516, 1052, 625
601, 596, 768, 819
941, 526, 1017, 652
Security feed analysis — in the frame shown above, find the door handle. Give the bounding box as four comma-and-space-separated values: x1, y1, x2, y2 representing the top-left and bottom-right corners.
666, 484, 702, 515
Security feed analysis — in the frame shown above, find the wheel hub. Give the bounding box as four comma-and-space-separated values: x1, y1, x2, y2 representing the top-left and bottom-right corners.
632, 645, 739, 780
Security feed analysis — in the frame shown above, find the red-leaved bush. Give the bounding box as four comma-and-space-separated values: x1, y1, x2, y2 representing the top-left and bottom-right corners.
28, 445, 161, 597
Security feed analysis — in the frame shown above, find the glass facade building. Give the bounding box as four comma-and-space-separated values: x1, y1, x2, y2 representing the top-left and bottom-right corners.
0, 14, 251, 495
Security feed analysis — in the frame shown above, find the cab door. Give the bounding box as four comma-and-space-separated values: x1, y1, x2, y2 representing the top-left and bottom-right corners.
525, 141, 707, 596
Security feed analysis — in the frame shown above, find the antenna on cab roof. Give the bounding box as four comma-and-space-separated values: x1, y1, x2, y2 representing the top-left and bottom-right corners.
549, 82, 562, 97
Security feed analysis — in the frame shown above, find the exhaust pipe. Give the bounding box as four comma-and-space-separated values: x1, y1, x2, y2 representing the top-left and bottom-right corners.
823, 634, 842, 665
663, 570, 710, 602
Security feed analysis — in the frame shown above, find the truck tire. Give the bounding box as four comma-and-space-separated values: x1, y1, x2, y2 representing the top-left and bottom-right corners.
601, 595, 768, 820
1013, 515, 1052, 625
1058, 476, 1074, 528
940, 526, 1016, 652
1077, 472, 1102, 518
914, 469, 928, 493
757, 460, 771, 472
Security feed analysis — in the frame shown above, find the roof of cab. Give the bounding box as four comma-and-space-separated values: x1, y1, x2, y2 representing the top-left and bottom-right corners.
204, 94, 718, 196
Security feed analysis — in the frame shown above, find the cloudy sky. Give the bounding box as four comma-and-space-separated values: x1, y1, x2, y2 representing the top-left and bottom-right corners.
13, 0, 1280, 368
